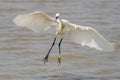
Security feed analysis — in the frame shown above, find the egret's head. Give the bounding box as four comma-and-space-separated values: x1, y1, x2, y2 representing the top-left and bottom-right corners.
55, 13, 60, 21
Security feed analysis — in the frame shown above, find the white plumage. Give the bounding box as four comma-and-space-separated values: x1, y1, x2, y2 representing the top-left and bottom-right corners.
13, 11, 56, 32
58, 19, 113, 52
13, 11, 113, 52
13, 11, 114, 64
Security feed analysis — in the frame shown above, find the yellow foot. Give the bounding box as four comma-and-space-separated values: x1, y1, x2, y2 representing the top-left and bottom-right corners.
57, 55, 61, 65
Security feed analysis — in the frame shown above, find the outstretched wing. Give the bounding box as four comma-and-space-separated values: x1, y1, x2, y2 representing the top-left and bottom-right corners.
13, 11, 58, 32
65, 21, 113, 52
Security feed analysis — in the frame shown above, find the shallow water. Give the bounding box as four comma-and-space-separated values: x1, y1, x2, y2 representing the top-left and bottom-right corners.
0, 0, 120, 80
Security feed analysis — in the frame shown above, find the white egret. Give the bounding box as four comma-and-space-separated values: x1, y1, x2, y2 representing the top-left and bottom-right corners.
13, 11, 113, 64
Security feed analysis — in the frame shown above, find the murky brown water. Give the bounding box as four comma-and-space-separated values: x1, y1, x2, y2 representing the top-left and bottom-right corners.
0, 0, 120, 80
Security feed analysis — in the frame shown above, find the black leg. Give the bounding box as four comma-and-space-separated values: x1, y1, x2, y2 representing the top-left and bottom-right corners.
59, 38, 63, 55
42, 35, 57, 64
57, 38, 63, 64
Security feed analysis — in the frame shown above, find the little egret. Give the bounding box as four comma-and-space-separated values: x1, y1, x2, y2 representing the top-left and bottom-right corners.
13, 11, 113, 64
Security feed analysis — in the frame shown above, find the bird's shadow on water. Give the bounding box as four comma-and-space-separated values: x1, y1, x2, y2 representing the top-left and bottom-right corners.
35, 73, 100, 80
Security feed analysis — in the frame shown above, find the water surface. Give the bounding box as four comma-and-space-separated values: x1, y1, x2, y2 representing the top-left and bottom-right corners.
0, 0, 120, 80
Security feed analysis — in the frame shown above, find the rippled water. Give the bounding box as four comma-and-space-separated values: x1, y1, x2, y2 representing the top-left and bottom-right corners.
0, 0, 120, 80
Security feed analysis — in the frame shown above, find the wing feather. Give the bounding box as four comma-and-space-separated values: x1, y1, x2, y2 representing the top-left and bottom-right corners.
13, 11, 57, 32
66, 22, 113, 52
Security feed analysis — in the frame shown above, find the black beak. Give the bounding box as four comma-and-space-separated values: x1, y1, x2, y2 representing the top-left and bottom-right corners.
56, 16, 59, 19
55, 16, 59, 21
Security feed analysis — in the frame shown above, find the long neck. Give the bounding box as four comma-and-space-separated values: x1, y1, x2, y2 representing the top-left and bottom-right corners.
56, 19, 63, 35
